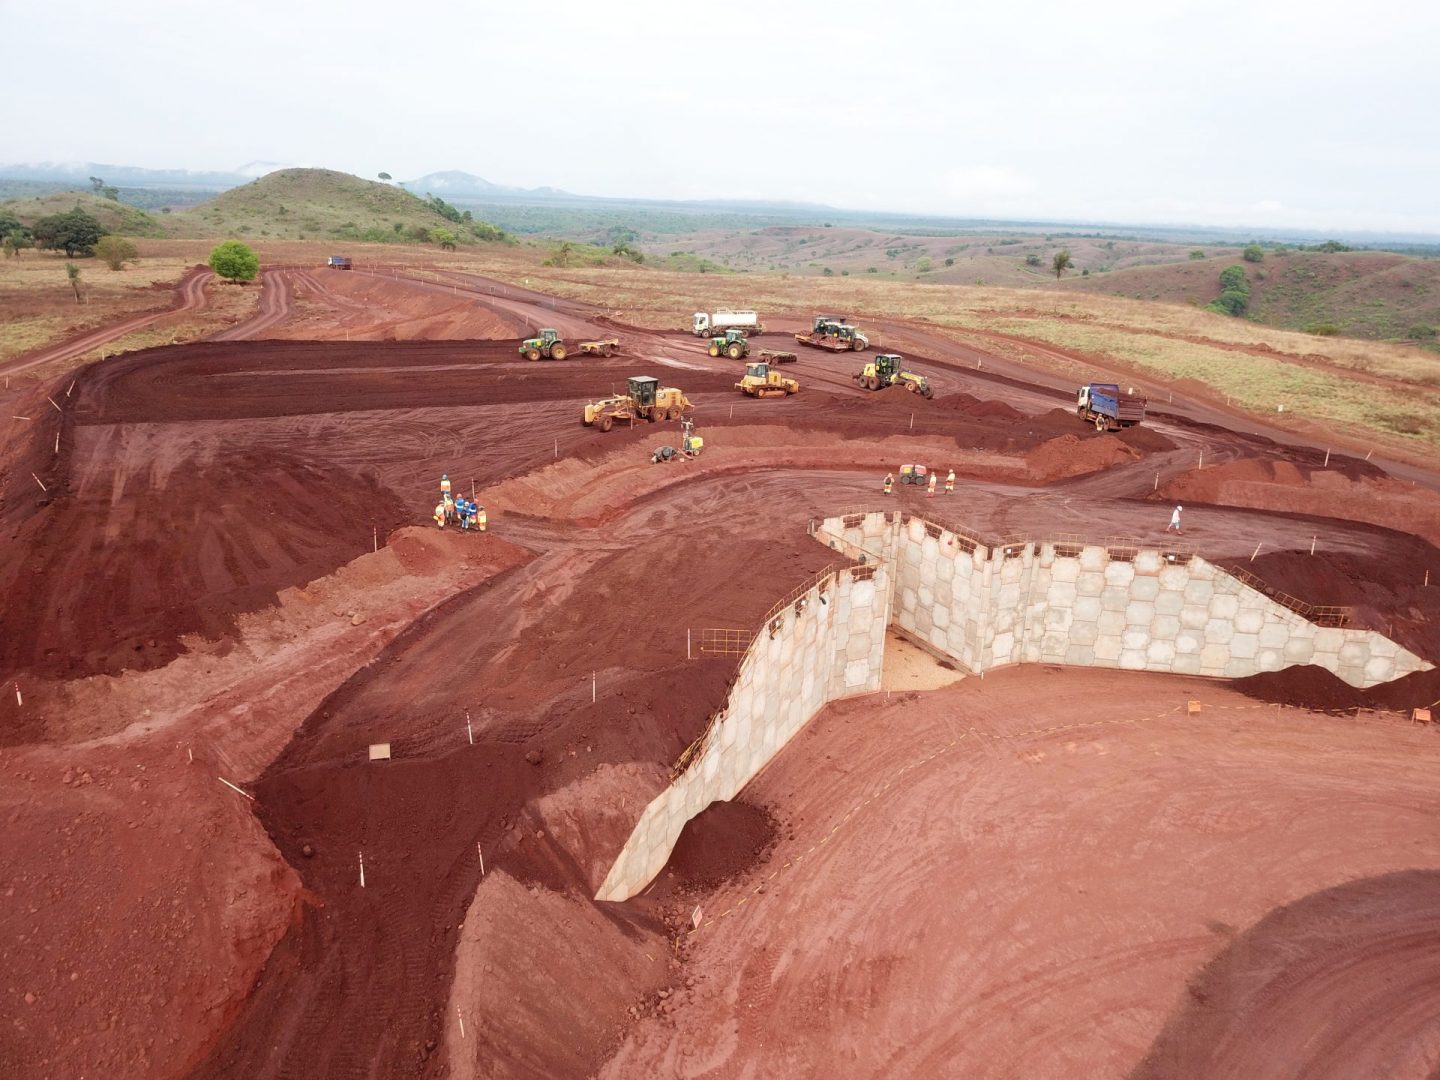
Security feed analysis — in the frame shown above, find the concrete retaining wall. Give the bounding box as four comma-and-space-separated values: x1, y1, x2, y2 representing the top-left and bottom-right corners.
882, 513, 1431, 688
598, 510, 1430, 902
595, 550, 890, 902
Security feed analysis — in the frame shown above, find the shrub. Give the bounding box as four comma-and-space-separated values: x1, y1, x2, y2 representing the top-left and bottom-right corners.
1025, 254, 1042, 267
1306, 323, 1342, 336
94, 235, 139, 270
33, 208, 104, 257
1408, 324, 1437, 340
1243, 244, 1264, 263
916, 257, 933, 272
1189, 250, 1206, 260
944, 257, 954, 267
208, 240, 259, 283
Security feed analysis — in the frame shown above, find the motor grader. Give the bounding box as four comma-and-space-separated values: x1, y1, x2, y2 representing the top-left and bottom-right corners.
707, 329, 750, 360
519, 328, 568, 361
735, 361, 799, 398
584, 375, 692, 432
855, 353, 933, 398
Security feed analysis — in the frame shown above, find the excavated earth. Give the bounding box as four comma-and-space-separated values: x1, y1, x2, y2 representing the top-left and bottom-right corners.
0, 264, 1437, 1080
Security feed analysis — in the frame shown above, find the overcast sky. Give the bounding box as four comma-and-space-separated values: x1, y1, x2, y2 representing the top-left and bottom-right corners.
7, 0, 1438, 233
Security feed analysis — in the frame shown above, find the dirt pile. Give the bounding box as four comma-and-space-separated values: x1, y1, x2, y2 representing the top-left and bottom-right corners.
1025, 431, 1141, 481
1163, 456, 1440, 544
659, 799, 779, 893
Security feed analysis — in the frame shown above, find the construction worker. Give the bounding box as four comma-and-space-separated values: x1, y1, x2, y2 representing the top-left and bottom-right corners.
433, 500, 447, 529
883, 472, 894, 496
927, 471, 937, 498
440, 472, 452, 502
456, 496, 471, 530
945, 468, 955, 495
1168, 505, 1183, 533
476, 504, 487, 533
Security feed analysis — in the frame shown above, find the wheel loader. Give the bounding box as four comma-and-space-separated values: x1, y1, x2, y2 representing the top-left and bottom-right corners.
584, 375, 692, 431
519, 328, 568, 361
855, 353, 933, 398
735, 361, 799, 398
707, 329, 750, 360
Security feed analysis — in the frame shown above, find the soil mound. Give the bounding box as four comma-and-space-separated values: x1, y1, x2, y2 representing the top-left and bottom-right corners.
1230, 666, 1370, 711
1115, 424, 1177, 452
663, 799, 778, 891
1026, 432, 1140, 482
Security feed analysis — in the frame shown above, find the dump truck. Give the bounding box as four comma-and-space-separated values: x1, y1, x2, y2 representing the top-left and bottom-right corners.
796, 315, 869, 352
706, 329, 750, 360
735, 361, 799, 398
578, 338, 621, 357
326, 256, 352, 270
1076, 383, 1147, 431
584, 376, 692, 431
693, 310, 763, 337
855, 353, 933, 398
520, 328, 568, 361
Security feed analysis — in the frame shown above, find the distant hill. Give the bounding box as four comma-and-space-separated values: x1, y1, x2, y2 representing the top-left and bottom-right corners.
1, 191, 168, 237
1060, 251, 1440, 340
168, 168, 500, 243
0, 160, 264, 191
403, 170, 569, 199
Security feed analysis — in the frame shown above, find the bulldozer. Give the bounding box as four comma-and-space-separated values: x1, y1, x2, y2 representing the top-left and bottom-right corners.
735, 361, 799, 398
584, 375, 692, 432
855, 353, 933, 398
707, 329, 750, 360
519, 328, 569, 361
796, 315, 869, 353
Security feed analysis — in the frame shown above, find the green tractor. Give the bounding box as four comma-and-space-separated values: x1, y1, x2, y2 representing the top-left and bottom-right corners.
519, 328, 568, 361
707, 328, 750, 360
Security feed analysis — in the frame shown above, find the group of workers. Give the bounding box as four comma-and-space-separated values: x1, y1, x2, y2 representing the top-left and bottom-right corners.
434, 473, 487, 532
883, 469, 956, 497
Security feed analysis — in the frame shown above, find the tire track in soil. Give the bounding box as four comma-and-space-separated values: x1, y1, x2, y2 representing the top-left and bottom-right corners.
210, 268, 293, 341
0, 265, 212, 377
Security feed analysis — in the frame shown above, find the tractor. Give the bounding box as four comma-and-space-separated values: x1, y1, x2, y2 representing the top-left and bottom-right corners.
735, 361, 799, 398
584, 376, 693, 432
855, 353, 933, 398
519, 328, 568, 361
707, 329, 750, 360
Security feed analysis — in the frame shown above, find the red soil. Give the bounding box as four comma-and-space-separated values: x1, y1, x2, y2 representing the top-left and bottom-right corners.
2, 268, 1437, 1080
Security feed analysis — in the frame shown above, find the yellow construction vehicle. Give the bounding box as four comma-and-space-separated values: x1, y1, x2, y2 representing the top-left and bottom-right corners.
584, 375, 692, 431
735, 361, 799, 398
651, 419, 704, 463
855, 353, 933, 398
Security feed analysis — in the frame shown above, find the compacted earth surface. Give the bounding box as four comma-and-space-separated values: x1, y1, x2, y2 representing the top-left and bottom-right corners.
1, 262, 1437, 1079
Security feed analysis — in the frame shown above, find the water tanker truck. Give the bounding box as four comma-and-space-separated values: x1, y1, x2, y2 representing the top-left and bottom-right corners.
1076, 383, 1147, 431
693, 310, 764, 337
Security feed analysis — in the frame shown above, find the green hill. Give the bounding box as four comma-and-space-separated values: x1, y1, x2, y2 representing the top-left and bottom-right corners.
1059, 250, 1440, 342
169, 168, 500, 244
1, 191, 167, 237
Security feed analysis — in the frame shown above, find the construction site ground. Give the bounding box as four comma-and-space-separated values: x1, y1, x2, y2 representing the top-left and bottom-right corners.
1, 261, 1437, 1079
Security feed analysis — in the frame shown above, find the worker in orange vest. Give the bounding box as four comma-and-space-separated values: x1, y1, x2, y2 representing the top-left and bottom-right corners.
927, 471, 937, 498
883, 472, 894, 496
433, 500, 448, 528
476, 504, 487, 533
945, 469, 955, 495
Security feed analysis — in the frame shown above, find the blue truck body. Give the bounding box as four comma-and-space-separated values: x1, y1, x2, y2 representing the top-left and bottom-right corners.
1076, 383, 1146, 431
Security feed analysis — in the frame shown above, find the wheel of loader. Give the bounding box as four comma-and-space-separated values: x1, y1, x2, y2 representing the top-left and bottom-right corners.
709, 344, 721, 357
550, 344, 567, 361
667, 405, 682, 421
598, 414, 614, 432
727, 343, 744, 360
526, 348, 541, 361
852, 338, 866, 350
648, 408, 661, 422
864, 375, 878, 390
921, 385, 934, 399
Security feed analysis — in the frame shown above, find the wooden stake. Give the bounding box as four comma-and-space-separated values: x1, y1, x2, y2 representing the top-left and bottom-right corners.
14, 683, 21, 706
54, 431, 59, 454
32, 473, 46, 492
1323, 448, 1330, 468
47, 396, 62, 412
687, 628, 692, 660
372, 527, 377, 552
1153, 471, 1159, 491
187, 746, 193, 764
66, 380, 75, 397
477, 843, 484, 876
218, 776, 255, 801
467, 711, 474, 745
592, 672, 597, 703
359, 851, 365, 888
1425, 569, 1430, 587
457, 1006, 465, 1039
1198, 451, 1203, 470
909, 412, 914, 431
471, 479, 476, 500
1310, 535, 1317, 555
1250, 541, 1263, 562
